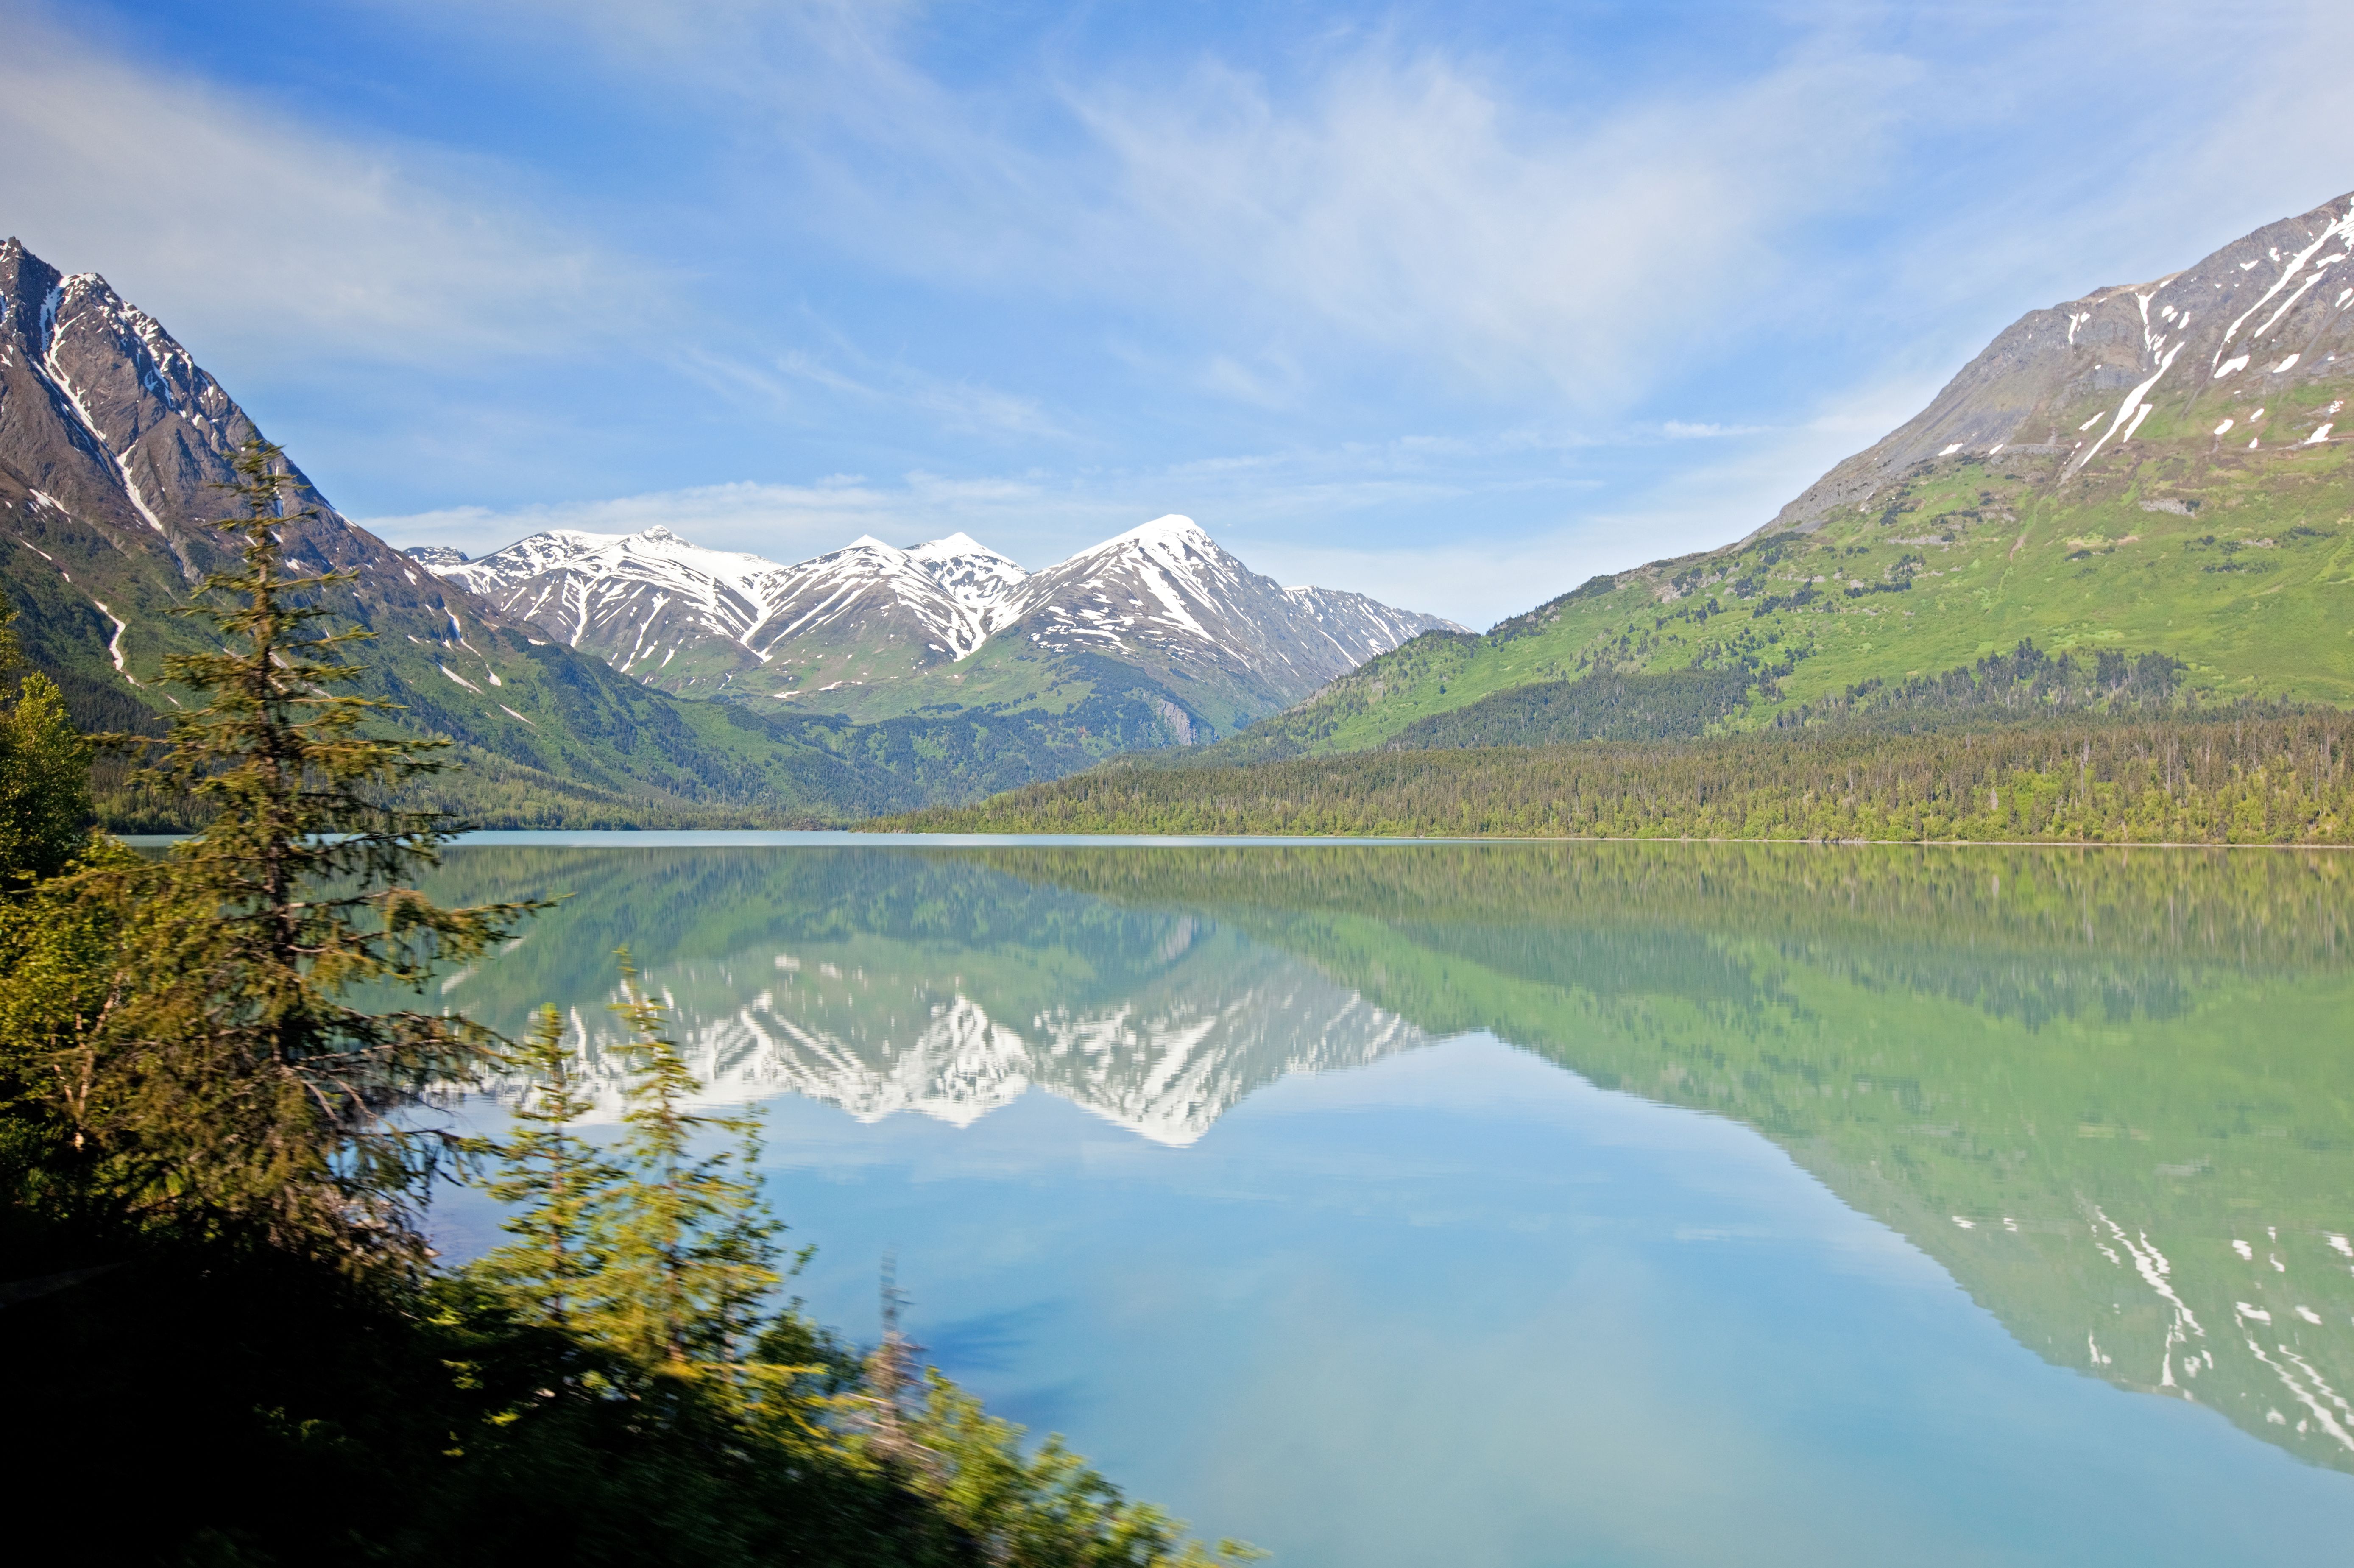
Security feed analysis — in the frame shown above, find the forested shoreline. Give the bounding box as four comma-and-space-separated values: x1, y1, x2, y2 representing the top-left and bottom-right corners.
883, 712, 2354, 843
0, 448, 1251, 1568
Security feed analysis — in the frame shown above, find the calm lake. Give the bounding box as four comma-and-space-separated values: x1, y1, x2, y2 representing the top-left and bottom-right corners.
421, 837, 2354, 1567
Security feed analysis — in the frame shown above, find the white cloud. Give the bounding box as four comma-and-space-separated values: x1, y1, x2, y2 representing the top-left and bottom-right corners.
1662, 422, 1766, 440
0, 2, 657, 368
1064, 47, 1916, 401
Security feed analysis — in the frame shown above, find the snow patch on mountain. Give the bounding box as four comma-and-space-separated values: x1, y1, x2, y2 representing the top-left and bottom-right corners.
1760, 188, 2354, 536
410, 513, 1459, 707
416, 525, 1013, 684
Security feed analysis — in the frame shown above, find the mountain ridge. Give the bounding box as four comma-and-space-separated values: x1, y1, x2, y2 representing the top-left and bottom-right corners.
413, 511, 1462, 739
1759, 193, 2354, 537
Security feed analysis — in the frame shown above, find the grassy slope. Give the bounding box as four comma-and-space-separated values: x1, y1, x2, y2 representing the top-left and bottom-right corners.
1221, 382, 2354, 761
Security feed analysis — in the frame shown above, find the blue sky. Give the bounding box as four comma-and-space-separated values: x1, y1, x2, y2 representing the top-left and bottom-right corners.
4, 1, 2349, 626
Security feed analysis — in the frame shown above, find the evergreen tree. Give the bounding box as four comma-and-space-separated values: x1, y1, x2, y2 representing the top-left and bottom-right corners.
0, 607, 93, 890
472, 1004, 614, 1335
47, 440, 538, 1267
586, 949, 784, 1381
3, 449, 1261, 1566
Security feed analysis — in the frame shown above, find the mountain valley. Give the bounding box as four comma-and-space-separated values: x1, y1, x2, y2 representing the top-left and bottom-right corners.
11, 190, 2354, 833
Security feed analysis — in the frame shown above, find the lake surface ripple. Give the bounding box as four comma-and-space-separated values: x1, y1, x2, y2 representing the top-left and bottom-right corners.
424, 840, 2354, 1567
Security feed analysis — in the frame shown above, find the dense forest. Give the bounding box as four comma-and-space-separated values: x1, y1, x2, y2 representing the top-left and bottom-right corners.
0, 449, 1251, 1567
888, 710, 2354, 843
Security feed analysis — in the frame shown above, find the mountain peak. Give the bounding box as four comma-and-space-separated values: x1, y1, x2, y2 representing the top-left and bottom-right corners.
639, 525, 677, 541
1761, 187, 2354, 536
909, 530, 1009, 561
1110, 513, 1210, 547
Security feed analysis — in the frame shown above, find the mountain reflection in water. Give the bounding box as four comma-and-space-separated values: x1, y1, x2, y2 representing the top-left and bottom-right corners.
427, 840, 2354, 1484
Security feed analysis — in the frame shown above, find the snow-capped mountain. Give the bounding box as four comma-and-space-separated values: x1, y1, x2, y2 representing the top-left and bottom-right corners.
424, 524, 1026, 696
1764, 189, 2354, 535
909, 531, 1028, 619
413, 513, 1461, 733
0, 238, 554, 727
994, 515, 1454, 723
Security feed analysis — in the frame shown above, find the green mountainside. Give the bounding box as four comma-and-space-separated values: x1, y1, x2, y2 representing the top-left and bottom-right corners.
0, 240, 1268, 825
428, 517, 1456, 759
897, 194, 2354, 837
1201, 424, 2354, 763
5, 485, 1142, 828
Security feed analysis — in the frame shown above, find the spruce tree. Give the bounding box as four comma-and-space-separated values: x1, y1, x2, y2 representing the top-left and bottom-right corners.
0, 608, 109, 1149
472, 1004, 614, 1335
586, 949, 783, 1383
0, 608, 93, 890
60, 440, 538, 1267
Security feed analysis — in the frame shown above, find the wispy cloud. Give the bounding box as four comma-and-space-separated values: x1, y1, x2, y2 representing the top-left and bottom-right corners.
672, 346, 1070, 440
27, 0, 2354, 614
443, 4, 1920, 408
0, 1, 658, 369
1062, 46, 1916, 402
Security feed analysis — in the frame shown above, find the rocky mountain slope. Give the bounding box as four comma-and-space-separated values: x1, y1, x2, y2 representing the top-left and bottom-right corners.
416, 513, 1457, 741
956, 514, 1456, 736
0, 235, 797, 822
1191, 189, 2354, 760
1763, 194, 2354, 536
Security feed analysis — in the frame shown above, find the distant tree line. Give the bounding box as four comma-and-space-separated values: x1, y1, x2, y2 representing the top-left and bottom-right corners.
1, 448, 1254, 1567
889, 711, 2354, 844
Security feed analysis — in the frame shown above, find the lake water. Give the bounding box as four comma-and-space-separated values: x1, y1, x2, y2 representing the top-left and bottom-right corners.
422, 837, 2354, 1566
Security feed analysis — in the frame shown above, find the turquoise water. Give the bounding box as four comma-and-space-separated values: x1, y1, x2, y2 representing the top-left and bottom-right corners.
424, 840, 2354, 1565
